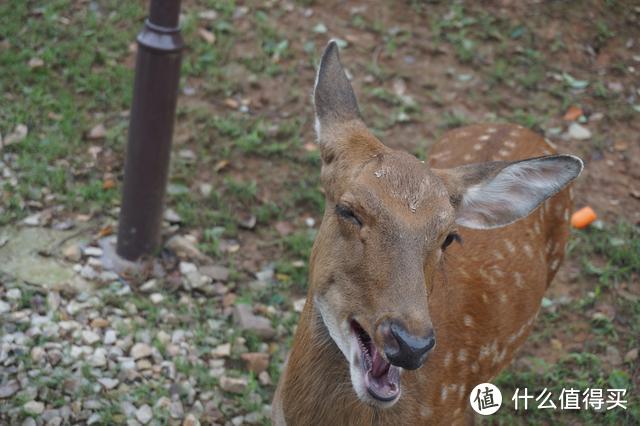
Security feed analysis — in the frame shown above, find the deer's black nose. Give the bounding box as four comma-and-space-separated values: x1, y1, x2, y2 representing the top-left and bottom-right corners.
381, 321, 436, 370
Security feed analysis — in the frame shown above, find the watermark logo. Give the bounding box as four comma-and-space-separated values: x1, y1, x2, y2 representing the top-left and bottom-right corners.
469, 384, 628, 415
470, 383, 502, 415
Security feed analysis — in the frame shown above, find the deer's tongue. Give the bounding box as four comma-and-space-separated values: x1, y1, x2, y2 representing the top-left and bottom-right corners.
365, 344, 400, 401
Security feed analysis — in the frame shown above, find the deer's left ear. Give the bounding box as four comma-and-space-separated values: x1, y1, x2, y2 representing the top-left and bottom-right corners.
434, 155, 583, 229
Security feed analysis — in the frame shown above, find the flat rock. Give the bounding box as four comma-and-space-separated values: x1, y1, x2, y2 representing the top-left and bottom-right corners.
233, 304, 276, 339
98, 378, 119, 390
82, 330, 101, 345
0, 300, 10, 314
23, 401, 45, 415
0, 227, 90, 293
0, 380, 20, 398
212, 343, 231, 358
135, 404, 152, 424
130, 343, 152, 360
568, 123, 591, 140
219, 376, 248, 394
199, 265, 229, 282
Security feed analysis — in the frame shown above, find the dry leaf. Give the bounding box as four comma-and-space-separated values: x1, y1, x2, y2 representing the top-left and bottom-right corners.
563, 105, 583, 121
102, 179, 116, 190
198, 28, 216, 44
214, 159, 229, 172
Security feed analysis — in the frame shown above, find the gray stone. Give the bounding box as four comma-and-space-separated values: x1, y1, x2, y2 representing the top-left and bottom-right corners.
23, 400, 45, 415
6, 288, 21, 300
139, 279, 157, 293
233, 304, 276, 339
0, 380, 19, 398
97, 377, 119, 390
136, 404, 152, 424
130, 343, 152, 360
104, 329, 117, 345
0, 227, 90, 293
219, 376, 248, 394
169, 400, 184, 419
82, 330, 101, 345
22, 418, 36, 426
0, 300, 10, 314
568, 123, 591, 140
200, 265, 229, 282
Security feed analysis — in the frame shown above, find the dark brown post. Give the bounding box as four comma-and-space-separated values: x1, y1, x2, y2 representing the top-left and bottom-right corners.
117, 0, 184, 260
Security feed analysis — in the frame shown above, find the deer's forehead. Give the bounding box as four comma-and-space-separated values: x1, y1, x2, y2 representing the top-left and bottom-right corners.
349, 155, 455, 230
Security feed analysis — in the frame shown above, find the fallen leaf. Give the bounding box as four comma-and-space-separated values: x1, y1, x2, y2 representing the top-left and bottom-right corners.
97, 225, 113, 238
224, 98, 239, 109
214, 159, 229, 172
102, 179, 116, 190
198, 28, 216, 44
563, 105, 583, 121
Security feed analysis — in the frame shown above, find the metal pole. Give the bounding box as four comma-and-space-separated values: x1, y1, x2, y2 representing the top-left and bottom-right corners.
116, 0, 184, 260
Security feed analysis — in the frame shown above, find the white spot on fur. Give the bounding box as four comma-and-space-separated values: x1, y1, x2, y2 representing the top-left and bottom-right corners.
505, 240, 516, 254
473, 143, 483, 151
487, 127, 497, 133
458, 384, 466, 400
482, 293, 489, 304
514, 271, 524, 288
441, 386, 448, 401
504, 140, 516, 148
479, 134, 490, 141
494, 250, 504, 260
523, 244, 534, 259
551, 258, 560, 271
564, 208, 570, 221
533, 221, 541, 235
463, 315, 473, 327
499, 293, 508, 304
444, 351, 452, 368
463, 153, 473, 162
457, 349, 468, 363
499, 149, 510, 157
471, 362, 480, 373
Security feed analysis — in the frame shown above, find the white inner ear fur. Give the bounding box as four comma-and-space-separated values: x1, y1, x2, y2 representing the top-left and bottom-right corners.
456, 156, 583, 229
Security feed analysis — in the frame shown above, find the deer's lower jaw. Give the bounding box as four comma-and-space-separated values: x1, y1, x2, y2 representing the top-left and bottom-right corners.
351, 320, 401, 404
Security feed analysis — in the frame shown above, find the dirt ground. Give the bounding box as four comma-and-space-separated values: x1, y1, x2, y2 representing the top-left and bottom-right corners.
1, 0, 639, 424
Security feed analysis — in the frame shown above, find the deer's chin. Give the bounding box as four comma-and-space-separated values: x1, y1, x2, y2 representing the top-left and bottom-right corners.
314, 296, 402, 408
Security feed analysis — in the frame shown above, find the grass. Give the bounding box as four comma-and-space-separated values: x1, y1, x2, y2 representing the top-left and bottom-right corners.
1, 0, 638, 424
493, 222, 640, 424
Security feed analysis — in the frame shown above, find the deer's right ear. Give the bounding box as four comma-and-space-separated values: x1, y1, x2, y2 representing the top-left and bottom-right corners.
313, 41, 362, 142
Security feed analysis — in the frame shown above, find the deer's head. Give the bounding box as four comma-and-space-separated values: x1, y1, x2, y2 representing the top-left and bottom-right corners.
309, 41, 582, 408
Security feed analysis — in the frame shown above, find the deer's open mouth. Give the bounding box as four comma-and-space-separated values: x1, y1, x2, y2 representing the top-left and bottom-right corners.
351, 320, 401, 402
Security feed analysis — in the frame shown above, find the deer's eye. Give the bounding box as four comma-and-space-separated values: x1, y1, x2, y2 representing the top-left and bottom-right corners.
335, 204, 362, 227
442, 232, 462, 250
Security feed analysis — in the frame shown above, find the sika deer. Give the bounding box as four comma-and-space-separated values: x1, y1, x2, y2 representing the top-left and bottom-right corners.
273, 41, 582, 425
